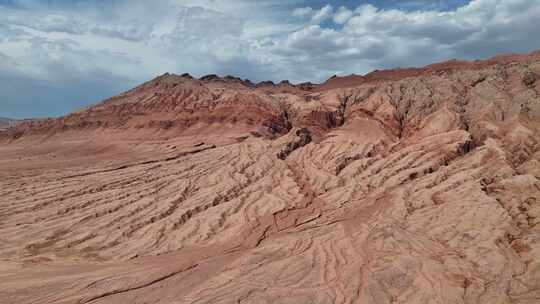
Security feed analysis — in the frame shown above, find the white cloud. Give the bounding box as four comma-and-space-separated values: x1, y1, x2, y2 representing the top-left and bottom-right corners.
272, 0, 540, 79
311, 4, 334, 24
333, 6, 353, 24
2, 0, 540, 84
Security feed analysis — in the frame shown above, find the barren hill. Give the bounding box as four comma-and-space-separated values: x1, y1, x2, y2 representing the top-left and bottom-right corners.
1, 50, 540, 304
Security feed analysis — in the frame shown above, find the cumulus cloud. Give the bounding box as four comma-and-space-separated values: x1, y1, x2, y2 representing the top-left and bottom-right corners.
1, 0, 540, 118
292, 5, 335, 24
311, 4, 334, 24
333, 6, 353, 24
276, 0, 540, 78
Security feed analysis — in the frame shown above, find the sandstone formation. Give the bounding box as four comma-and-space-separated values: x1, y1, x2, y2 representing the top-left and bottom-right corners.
1, 50, 540, 304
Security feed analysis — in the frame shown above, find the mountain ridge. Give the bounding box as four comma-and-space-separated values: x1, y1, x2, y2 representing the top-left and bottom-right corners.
3, 49, 539, 142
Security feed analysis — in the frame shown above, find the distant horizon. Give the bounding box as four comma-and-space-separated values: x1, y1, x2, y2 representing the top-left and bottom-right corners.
4, 45, 540, 120
1, 0, 540, 119
2, 46, 539, 120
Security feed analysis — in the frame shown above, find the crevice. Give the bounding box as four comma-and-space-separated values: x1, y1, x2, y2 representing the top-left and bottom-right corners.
81, 263, 198, 303
522, 69, 536, 88
262, 108, 292, 138
458, 138, 475, 155
471, 74, 487, 87
277, 128, 312, 160
335, 144, 380, 175
334, 93, 350, 127
64, 145, 216, 179
388, 83, 412, 139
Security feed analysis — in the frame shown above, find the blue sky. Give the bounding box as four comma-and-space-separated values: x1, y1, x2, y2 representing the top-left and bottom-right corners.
1, 0, 539, 118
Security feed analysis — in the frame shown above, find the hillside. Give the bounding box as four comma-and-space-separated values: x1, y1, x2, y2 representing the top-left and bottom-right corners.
0, 50, 539, 304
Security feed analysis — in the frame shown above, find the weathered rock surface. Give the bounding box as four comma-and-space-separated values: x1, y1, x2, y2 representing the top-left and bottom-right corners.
1, 50, 540, 304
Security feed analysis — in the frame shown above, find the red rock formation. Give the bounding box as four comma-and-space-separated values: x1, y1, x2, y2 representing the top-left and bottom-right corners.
1, 49, 540, 304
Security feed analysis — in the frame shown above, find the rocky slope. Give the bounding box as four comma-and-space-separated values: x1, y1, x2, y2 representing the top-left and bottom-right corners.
1, 50, 540, 304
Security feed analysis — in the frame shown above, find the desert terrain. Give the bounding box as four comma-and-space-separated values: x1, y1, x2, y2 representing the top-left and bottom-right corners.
1, 50, 540, 304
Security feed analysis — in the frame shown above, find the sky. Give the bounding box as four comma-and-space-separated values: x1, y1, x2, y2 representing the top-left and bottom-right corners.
1, 0, 540, 118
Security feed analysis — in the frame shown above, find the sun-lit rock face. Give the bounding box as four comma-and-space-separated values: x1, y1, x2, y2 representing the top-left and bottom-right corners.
1, 50, 540, 304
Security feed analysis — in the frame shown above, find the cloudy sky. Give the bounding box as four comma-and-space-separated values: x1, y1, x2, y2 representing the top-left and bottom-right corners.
1, 0, 539, 118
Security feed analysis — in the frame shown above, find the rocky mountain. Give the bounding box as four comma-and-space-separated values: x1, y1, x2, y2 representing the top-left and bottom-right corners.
0, 50, 539, 304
